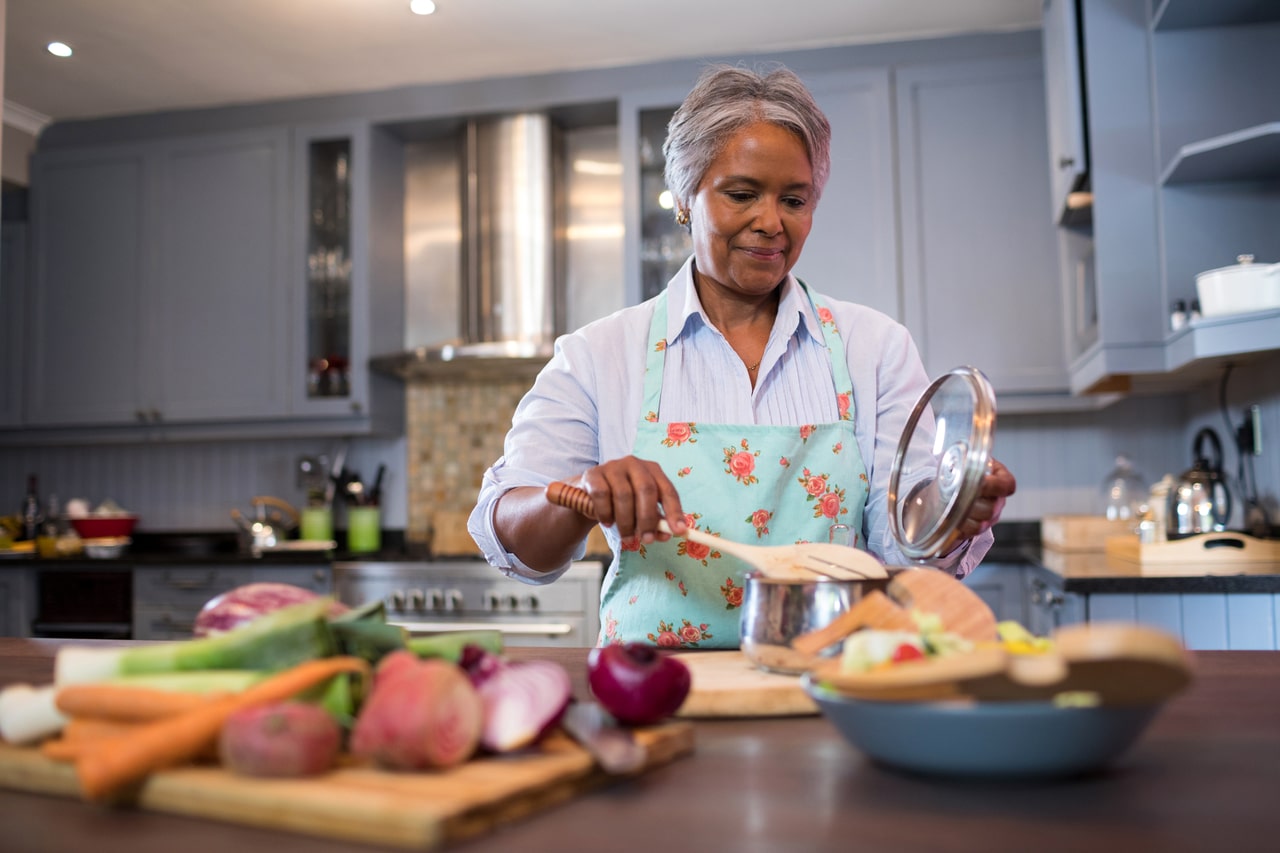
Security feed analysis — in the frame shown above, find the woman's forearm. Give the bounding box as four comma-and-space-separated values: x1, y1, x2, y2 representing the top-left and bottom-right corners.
492, 486, 598, 574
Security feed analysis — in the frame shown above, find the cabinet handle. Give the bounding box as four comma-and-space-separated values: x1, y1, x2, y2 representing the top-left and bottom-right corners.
1058, 156, 1076, 169
164, 570, 216, 590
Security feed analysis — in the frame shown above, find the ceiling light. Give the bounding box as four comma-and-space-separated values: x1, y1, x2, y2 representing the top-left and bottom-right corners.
409, 0, 437, 15
47, 42, 73, 58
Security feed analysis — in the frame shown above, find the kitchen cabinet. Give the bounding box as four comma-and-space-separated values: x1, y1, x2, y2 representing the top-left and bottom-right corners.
1088, 590, 1280, 651
1041, 0, 1089, 225
895, 56, 1069, 401
133, 564, 331, 640
24, 129, 290, 430
1047, 0, 1280, 395
0, 223, 26, 428
0, 568, 32, 638
289, 122, 405, 429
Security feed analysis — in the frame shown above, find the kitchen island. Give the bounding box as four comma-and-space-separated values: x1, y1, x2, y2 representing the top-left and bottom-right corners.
1, 640, 1277, 852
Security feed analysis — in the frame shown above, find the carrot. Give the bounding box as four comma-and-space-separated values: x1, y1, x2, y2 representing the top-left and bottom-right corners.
64, 717, 146, 743
55, 685, 229, 722
74, 656, 369, 802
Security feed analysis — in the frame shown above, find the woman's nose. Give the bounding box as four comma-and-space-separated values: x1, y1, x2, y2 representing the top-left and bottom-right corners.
751, 200, 784, 234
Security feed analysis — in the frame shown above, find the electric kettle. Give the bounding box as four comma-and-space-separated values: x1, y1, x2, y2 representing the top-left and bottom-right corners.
1167, 428, 1232, 539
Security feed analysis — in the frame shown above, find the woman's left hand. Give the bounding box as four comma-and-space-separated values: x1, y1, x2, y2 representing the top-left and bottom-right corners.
956, 457, 1016, 541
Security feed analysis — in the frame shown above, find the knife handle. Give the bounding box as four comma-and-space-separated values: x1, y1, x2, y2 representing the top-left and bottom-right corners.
546, 481, 596, 518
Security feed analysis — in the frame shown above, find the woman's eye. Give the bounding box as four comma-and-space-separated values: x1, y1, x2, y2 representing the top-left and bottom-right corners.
784, 196, 809, 209
726, 191, 755, 203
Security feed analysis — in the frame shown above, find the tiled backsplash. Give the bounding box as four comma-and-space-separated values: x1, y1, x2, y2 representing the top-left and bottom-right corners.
406, 377, 532, 543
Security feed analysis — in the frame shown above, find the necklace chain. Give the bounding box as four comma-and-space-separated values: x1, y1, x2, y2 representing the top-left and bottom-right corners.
747, 361, 760, 372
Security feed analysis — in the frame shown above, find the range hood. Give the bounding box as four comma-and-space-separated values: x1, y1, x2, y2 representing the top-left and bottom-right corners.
373, 112, 566, 379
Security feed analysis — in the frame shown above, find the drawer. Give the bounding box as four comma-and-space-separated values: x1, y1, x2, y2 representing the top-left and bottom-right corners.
251, 565, 332, 595
132, 606, 201, 641
133, 566, 252, 611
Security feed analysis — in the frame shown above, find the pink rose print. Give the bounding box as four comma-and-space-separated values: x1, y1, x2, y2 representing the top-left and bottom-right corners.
663, 422, 698, 447
645, 411, 658, 422
720, 577, 744, 610
800, 468, 826, 497
620, 536, 647, 558
680, 538, 716, 564
604, 611, 618, 641
817, 306, 834, 325
746, 508, 773, 538
798, 469, 849, 520
677, 466, 693, 478
655, 339, 667, 352
799, 424, 815, 443
779, 456, 791, 467
682, 512, 700, 529
819, 491, 843, 519
837, 391, 852, 421
628, 595, 639, 605
664, 571, 676, 581
832, 442, 843, 454
679, 580, 687, 597
648, 619, 713, 648
723, 438, 760, 485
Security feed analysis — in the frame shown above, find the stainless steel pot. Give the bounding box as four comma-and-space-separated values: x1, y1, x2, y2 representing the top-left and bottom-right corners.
1167, 428, 1232, 539
739, 571, 892, 674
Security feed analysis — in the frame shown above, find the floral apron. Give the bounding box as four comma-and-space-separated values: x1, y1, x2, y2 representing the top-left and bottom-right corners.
598, 284, 868, 648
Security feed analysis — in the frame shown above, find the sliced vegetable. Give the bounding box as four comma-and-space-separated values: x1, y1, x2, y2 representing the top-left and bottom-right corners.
472, 658, 573, 753
219, 701, 342, 778
193, 582, 349, 637
407, 630, 504, 663
0, 684, 68, 746
891, 643, 925, 663
350, 657, 483, 770
55, 598, 339, 685
74, 655, 369, 802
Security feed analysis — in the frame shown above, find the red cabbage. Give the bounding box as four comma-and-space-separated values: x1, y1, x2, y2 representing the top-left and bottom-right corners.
193, 582, 348, 637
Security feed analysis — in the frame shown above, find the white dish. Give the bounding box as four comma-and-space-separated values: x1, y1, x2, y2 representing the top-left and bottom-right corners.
1195, 255, 1280, 317
803, 673, 1162, 779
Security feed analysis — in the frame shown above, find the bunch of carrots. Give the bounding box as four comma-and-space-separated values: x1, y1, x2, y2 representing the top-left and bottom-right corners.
38, 656, 369, 802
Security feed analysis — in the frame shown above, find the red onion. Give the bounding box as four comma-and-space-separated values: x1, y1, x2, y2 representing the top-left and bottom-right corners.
473, 659, 573, 753
587, 643, 691, 726
193, 582, 349, 637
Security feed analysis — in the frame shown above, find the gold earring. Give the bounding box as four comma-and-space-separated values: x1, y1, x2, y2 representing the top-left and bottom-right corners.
675, 208, 690, 226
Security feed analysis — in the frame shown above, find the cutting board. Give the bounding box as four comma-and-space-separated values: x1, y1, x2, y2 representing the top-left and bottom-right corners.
1105, 532, 1280, 575
673, 651, 817, 718
0, 722, 693, 850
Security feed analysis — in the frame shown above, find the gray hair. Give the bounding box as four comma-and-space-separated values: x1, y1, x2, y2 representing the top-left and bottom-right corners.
662, 63, 832, 216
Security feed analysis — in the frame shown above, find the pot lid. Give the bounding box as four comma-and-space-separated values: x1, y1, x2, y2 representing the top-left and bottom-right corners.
887, 366, 997, 561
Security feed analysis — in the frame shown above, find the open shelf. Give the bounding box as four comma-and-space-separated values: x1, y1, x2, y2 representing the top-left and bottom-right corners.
1153, 0, 1280, 31
1160, 122, 1280, 185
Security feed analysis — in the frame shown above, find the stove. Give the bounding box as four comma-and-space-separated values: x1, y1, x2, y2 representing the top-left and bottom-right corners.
332, 560, 604, 648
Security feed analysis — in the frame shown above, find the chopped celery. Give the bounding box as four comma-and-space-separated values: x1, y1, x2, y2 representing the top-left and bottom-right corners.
329, 620, 408, 663
406, 630, 504, 663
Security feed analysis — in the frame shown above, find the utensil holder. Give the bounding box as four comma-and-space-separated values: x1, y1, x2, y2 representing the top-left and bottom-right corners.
347, 506, 381, 553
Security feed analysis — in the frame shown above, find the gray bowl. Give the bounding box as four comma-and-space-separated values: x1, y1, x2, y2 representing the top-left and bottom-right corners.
739, 571, 888, 674
803, 674, 1163, 779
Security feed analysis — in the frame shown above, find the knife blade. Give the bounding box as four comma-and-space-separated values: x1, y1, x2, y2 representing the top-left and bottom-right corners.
559, 701, 646, 775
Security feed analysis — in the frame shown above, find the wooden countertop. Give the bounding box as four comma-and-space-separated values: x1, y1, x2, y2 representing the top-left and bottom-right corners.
2, 640, 1279, 852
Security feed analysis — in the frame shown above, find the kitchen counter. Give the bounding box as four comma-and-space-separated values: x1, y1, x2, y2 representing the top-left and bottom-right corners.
0, 640, 1277, 852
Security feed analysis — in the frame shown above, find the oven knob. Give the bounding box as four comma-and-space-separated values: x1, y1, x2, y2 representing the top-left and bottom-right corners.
407, 589, 426, 611
386, 590, 405, 611
426, 589, 444, 610
484, 592, 501, 612
522, 595, 539, 611
503, 594, 520, 611
444, 589, 465, 611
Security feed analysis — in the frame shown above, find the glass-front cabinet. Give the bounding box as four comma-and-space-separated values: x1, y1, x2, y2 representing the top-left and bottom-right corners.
637, 107, 691, 302
304, 137, 354, 402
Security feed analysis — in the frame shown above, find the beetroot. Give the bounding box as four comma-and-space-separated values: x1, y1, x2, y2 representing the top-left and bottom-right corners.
350, 658, 483, 770
219, 701, 342, 778
194, 582, 349, 637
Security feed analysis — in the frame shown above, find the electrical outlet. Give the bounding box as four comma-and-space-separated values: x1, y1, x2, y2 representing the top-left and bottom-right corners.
1236, 405, 1262, 457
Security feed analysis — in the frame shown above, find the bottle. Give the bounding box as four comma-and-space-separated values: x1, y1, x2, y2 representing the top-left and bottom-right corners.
21, 474, 41, 542
36, 494, 61, 559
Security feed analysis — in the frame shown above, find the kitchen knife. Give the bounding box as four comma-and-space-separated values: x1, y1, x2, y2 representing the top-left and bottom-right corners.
559, 701, 646, 775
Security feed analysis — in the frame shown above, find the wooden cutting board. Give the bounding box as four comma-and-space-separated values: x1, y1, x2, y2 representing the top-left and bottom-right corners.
673, 651, 817, 718
1105, 532, 1280, 575
0, 722, 693, 850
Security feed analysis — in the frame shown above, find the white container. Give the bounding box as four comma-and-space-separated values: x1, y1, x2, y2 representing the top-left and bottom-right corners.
1195, 255, 1280, 318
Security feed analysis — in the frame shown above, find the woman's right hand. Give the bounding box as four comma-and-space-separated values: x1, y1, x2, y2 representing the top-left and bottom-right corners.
573, 456, 687, 544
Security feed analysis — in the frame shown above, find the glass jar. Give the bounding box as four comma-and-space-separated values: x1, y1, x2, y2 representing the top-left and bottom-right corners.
1101, 455, 1147, 522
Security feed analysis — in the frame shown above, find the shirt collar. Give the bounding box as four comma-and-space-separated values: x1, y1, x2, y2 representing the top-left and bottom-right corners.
666, 257, 826, 347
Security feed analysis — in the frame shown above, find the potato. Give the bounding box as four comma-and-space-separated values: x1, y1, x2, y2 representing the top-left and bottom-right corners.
219, 701, 342, 778
350, 658, 482, 770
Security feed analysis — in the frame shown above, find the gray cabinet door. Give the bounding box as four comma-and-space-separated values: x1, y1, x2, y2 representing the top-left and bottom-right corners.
26, 147, 151, 426
151, 129, 291, 422
1041, 0, 1089, 223
791, 68, 898, 321
0, 568, 32, 637
0, 223, 26, 427
896, 56, 1067, 396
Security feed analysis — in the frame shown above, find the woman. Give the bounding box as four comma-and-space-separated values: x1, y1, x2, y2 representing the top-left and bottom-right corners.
469, 63, 1017, 648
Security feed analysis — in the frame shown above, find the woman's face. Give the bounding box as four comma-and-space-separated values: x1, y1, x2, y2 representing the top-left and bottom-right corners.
686, 121, 815, 298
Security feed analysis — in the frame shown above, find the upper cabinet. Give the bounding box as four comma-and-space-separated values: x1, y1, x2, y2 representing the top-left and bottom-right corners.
1042, 0, 1090, 225
12, 122, 404, 443
0, 221, 27, 428
1047, 0, 1280, 395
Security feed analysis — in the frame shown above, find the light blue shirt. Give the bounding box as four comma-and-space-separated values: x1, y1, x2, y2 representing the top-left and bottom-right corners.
469, 258, 992, 582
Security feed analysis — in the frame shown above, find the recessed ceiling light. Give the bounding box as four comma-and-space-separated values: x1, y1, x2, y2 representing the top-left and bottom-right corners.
47, 42, 73, 58
409, 0, 437, 15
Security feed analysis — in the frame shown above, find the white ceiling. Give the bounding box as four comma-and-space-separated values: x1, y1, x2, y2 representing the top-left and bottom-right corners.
4, 0, 1040, 129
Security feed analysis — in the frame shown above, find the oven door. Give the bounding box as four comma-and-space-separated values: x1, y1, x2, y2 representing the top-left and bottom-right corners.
31, 568, 133, 639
